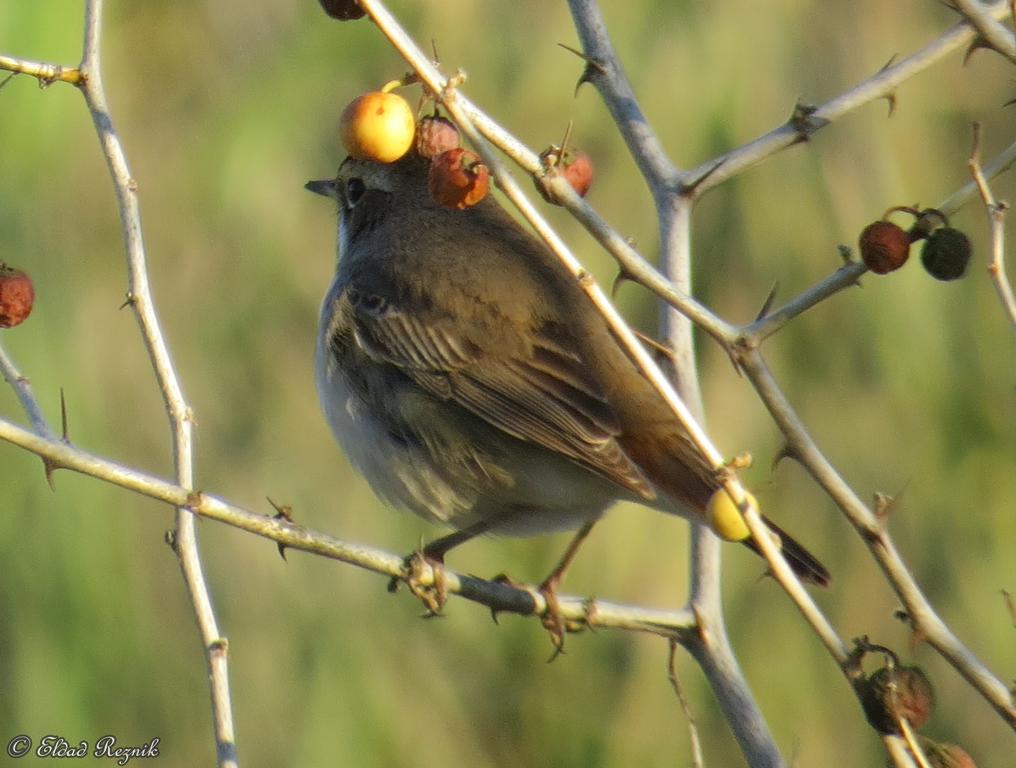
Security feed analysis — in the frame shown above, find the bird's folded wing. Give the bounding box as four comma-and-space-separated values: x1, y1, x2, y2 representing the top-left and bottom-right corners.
351, 300, 656, 500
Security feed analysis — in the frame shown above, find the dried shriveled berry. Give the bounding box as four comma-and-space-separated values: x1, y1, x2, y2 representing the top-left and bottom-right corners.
860, 665, 935, 734
536, 147, 595, 205
415, 116, 460, 159
0, 265, 34, 328
858, 220, 911, 274
559, 149, 594, 197
428, 148, 489, 210
318, 0, 365, 20
921, 227, 972, 281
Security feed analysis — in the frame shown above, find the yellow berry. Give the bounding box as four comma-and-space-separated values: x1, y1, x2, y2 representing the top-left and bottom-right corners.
339, 91, 415, 163
706, 488, 756, 541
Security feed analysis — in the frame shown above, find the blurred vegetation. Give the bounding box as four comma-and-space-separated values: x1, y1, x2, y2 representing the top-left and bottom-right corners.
1, 1, 1014, 766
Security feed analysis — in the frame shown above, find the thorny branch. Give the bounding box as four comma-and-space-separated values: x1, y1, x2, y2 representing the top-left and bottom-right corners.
954, 0, 1016, 65
735, 350, 1016, 729
564, 3, 778, 763
0, 415, 698, 639
682, 1, 1014, 196
0, 53, 82, 85
2, 2, 239, 765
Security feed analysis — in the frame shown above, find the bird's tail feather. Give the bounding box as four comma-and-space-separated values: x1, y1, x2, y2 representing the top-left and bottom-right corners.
741, 514, 830, 587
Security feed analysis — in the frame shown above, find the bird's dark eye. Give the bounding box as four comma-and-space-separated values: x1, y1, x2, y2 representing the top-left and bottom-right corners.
345, 177, 366, 208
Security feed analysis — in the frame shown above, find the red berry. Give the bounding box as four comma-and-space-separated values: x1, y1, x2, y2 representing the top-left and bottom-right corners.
560, 149, 594, 198
428, 148, 489, 210
415, 116, 460, 159
858, 220, 911, 274
536, 146, 595, 205
860, 665, 935, 734
0, 265, 34, 329
317, 0, 364, 20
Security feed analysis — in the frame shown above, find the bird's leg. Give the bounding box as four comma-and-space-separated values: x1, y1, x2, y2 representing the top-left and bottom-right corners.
390, 519, 495, 615
538, 520, 597, 658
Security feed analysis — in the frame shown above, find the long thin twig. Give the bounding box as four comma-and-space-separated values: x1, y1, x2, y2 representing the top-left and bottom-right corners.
563, 5, 785, 763
75, 3, 237, 764
969, 123, 1016, 334
743, 135, 1016, 343
0, 415, 699, 638
737, 349, 1016, 729
0, 53, 81, 84
682, 1, 1013, 197
0, 346, 56, 441
667, 641, 705, 768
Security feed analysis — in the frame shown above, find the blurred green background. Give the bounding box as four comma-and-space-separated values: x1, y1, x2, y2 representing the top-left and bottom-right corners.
1, 1, 1014, 766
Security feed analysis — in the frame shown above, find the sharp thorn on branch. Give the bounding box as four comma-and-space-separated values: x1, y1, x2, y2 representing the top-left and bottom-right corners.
633, 330, 677, 370
60, 387, 70, 441
267, 496, 295, 523
558, 43, 608, 96
557, 42, 607, 72
610, 269, 633, 297
877, 53, 899, 74
755, 282, 780, 321
560, 43, 605, 95
963, 37, 991, 66
42, 458, 58, 490
999, 589, 1016, 627
770, 443, 798, 472
267, 496, 295, 561
683, 158, 726, 194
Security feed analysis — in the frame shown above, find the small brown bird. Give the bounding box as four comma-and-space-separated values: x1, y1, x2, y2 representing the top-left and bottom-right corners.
307, 154, 828, 615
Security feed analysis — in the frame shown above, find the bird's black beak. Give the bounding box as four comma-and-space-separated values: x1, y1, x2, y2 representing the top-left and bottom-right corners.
305, 178, 338, 198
